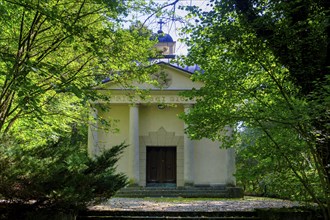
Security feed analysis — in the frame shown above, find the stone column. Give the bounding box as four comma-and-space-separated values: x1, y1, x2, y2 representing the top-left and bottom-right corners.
129, 104, 140, 185
183, 104, 194, 186
226, 148, 236, 186
88, 106, 100, 157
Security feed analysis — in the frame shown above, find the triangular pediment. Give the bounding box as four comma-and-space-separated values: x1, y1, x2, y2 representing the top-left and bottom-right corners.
101, 63, 203, 92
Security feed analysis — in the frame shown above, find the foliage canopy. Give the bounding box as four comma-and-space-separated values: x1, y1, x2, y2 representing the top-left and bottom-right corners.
0, 0, 156, 136
181, 0, 329, 218
0, 0, 158, 215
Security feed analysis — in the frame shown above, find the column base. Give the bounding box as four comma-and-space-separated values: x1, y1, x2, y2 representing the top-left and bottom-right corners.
184, 182, 194, 187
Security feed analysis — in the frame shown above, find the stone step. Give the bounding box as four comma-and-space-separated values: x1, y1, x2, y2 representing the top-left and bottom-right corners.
118, 189, 228, 192
120, 186, 227, 190
116, 190, 228, 194
116, 193, 229, 198
116, 193, 228, 198
78, 216, 260, 219
77, 210, 260, 220
115, 187, 242, 198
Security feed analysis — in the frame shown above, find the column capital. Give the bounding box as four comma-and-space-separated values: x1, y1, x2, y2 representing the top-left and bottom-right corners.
184, 104, 193, 115
183, 104, 193, 109
129, 103, 140, 107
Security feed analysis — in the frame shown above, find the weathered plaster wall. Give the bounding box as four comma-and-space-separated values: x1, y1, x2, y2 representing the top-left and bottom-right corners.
193, 138, 228, 185
139, 104, 184, 136
95, 104, 132, 176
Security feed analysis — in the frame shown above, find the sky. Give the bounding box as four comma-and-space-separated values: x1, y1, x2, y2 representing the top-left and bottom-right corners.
129, 0, 211, 55
146, 0, 210, 55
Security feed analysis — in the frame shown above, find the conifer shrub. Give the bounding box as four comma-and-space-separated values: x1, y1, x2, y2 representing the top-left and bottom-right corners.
0, 130, 127, 218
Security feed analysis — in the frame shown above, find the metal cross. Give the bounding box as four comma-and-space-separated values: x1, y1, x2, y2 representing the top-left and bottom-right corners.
158, 19, 165, 31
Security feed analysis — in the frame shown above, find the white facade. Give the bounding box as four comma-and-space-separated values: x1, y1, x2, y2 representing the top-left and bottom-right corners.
88, 63, 236, 187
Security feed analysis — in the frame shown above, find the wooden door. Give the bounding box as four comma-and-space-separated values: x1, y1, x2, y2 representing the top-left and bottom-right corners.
146, 147, 176, 184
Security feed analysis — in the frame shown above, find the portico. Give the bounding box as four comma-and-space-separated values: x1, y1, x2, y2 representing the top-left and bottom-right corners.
95, 92, 197, 186
127, 101, 193, 187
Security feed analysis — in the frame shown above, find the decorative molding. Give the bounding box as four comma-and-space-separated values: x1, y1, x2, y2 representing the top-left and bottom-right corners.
141, 127, 182, 146
109, 95, 196, 104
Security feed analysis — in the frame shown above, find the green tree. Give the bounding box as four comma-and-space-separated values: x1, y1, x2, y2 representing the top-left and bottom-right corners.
0, 0, 158, 216
235, 126, 322, 200
0, 0, 155, 136
181, 0, 329, 218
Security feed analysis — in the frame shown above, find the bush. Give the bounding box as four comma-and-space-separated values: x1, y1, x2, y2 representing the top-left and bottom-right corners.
0, 129, 127, 218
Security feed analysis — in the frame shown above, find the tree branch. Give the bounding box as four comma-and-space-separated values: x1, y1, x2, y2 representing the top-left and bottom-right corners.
141, 0, 179, 28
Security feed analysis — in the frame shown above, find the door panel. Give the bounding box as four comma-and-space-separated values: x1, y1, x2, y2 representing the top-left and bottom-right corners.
163, 148, 176, 182
147, 148, 160, 183
146, 147, 176, 184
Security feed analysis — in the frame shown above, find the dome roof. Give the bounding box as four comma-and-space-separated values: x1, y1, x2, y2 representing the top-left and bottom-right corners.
150, 30, 174, 43
157, 30, 174, 42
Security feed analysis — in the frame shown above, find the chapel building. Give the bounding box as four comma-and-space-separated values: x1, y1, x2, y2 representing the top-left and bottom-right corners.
88, 29, 242, 197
